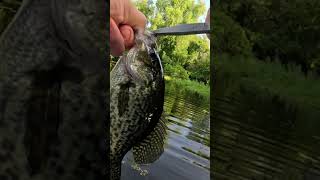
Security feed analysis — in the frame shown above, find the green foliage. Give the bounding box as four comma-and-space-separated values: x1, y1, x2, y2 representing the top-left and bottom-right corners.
110, 0, 209, 85
212, 9, 252, 56
215, 0, 320, 73
135, 0, 210, 82
165, 76, 210, 99
164, 64, 189, 80
214, 54, 320, 109
187, 51, 210, 84
212, 0, 320, 124
165, 76, 209, 100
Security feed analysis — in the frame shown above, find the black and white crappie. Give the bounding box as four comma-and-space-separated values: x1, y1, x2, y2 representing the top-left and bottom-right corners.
110, 31, 166, 180
0, 0, 106, 179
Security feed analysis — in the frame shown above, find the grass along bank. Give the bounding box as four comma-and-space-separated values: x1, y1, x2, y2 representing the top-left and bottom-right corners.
214, 54, 320, 110
164, 75, 209, 99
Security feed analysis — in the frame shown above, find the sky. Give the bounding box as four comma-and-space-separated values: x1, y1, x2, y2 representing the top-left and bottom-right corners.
199, 0, 210, 22
198, 0, 210, 41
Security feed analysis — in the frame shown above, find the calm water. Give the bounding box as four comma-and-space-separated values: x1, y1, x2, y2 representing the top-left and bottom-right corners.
121, 81, 210, 180
212, 85, 320, 180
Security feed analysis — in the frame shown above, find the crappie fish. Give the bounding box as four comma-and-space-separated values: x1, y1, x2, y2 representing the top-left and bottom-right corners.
0, 0, 107, 179
110, 31, 166, 180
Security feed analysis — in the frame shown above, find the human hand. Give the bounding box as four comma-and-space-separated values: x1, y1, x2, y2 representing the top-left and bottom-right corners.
110, 0, 147, 56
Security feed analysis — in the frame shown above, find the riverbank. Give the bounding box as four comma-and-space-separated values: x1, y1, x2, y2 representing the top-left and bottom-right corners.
214, 54, 320, 110
212, 53, 320, 180
164, 76, 209, 99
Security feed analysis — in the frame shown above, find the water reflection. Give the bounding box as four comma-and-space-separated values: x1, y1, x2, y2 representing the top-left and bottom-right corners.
121, 81, 210, 180
212, 84, 320, 180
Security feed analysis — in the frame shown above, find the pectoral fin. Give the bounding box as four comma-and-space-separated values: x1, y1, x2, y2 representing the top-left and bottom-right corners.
132, 116, 167, 165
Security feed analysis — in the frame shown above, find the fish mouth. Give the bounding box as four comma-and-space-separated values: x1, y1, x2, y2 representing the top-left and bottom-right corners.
124, 48, 163, 85
124, 32, 163, 84
123, 49, 145, 84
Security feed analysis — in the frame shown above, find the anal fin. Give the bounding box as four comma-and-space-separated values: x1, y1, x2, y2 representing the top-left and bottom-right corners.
132, 116, 167, 165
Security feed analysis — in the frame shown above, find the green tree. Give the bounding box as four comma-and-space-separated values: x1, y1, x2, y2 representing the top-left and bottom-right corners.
135, 0, 210, 82
212, 8, 252, 56
215, 0, 320, 74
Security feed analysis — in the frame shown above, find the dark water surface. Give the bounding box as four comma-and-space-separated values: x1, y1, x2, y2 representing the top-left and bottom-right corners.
121, 81, 210, 180
212, 85, 320, 180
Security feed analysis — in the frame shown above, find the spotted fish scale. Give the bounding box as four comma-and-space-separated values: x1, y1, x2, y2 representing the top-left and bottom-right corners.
110, 31, 166, 180
0, 0, 107, 179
